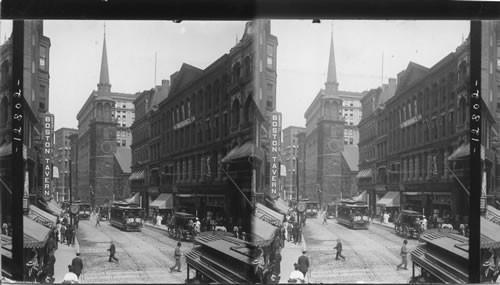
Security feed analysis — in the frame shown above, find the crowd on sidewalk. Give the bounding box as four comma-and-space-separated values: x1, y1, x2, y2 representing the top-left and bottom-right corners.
24, 213, 81, 283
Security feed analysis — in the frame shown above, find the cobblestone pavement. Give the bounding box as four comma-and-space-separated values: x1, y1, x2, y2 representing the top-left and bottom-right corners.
77, 217, 195, 283
303, 217, 420, 283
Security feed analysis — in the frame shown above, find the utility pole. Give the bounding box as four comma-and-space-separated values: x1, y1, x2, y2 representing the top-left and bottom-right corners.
69, 159, 73, 226
296, 156, 300, 226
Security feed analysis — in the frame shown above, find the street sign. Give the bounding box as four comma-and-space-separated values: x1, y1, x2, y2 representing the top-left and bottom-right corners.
297, 203, 306, 213
70, 205, 80, 215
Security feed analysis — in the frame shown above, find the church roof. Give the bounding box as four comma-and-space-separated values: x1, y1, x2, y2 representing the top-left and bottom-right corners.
326, 29, 338, 86
114, 147, 132, 174
99, 33, 110, 86
342, 145, 359, 172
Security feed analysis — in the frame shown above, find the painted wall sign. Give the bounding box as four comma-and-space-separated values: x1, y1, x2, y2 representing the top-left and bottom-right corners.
42, 113, 54, 199
269, 112, 282, 196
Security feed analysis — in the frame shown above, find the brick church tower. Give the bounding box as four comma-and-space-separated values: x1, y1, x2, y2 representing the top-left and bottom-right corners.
88, 31, 117, 207
303, 28, 345, 204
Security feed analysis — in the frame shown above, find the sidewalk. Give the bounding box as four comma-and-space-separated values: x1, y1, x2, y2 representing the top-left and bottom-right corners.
371, 219, 395, 230
53, 235, 80, 283
143, 220, 171, 234
279, 234, 307, 284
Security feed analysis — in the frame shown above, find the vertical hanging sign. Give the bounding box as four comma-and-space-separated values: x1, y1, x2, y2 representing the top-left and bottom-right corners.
269, 112, 282, 196
42, 113, 54, 200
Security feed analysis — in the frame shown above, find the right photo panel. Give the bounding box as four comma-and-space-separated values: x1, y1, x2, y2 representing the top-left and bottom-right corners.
480, 20, 500, 284
257, 19, 472, 284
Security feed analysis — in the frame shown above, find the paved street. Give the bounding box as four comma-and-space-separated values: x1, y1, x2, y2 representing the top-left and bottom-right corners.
76, 217, 194, 283
303, 216, 419, 283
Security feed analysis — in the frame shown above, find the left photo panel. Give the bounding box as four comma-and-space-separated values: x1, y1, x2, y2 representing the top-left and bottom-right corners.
1, 20, 275, 283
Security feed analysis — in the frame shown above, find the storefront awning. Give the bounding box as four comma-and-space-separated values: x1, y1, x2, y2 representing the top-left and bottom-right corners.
274, 198, 289, 215
149, 193, 173, 209
376, 191, 400, 207
39, 199, 63, 216
129, 170, 145, 181
1, 234, 12, 259
448, 143, 485, 161
28, 205, 57, 228
24, 216, 50, 249
221, 141, 264, 163
481, 217, 500, 249
125, 192, 140, 204
353, 191, 367, 202
0, 142, 11, 157
356, 169, 372, 179
251, 216, 278, 247
255, 203, 284, 227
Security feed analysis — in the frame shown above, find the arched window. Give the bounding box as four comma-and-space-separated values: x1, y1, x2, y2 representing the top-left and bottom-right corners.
244, 95, 253, 125
186, 99, 191, 118
243, 56, 252, 78
459, 97, 467, 124
0, 97, 8, 126
214, 80, 220, 106
198, 91, 204, 114
232, 99, 240, 127
206, 85, 212, 110
232, 62, 241, 83
458, 61, 467, 83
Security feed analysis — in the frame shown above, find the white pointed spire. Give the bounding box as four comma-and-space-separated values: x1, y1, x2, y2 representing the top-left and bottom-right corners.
325, 22, 339, 96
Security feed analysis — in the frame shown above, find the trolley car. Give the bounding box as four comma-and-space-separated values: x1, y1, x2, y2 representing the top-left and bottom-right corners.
109, 202, 143, 231
337, 200, 369, 229
73, 201, 91, 220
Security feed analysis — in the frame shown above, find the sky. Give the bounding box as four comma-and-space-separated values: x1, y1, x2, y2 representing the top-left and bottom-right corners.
42, 21, 247, 130
271, 20, 470, 129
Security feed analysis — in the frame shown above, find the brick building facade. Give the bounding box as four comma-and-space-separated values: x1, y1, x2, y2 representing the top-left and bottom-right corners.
130, 20, 277, 231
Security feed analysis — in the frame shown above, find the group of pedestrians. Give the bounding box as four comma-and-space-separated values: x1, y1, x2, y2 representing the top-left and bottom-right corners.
282, 217, 303, 245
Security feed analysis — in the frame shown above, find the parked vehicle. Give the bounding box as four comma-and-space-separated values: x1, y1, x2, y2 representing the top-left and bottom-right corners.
394, 210, 423, 239
169, 212, 196, 241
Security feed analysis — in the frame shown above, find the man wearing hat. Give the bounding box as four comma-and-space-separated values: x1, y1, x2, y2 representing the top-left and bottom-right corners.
334, 239, 346, 261
297, 250, 310, 279
71, 253, 83, 278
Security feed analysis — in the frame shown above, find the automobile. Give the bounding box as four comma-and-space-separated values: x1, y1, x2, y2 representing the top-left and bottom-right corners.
168, 212, 196, 241
394, 209, 423, 239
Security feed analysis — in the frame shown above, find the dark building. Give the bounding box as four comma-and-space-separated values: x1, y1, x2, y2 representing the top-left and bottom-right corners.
53, 127, 77, 202
280, 126, 305, 200
74, 31, 135, 208
358, 37, 495, 224
357, 79, 397, 212
130, 20, 277, 231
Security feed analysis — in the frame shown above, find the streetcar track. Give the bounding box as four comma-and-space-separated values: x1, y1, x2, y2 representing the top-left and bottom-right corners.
303, 218, 415, 283
77, 219, 187, 283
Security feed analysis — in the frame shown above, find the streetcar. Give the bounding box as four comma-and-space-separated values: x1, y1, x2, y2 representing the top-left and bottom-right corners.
109, 201, 143, 231
73, 201, 92, 220
303, 200, 320, 218
336, 200, 370, 229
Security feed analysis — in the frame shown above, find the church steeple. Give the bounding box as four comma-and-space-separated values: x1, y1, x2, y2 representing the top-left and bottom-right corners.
325, 24, 339, 95
98, 24, 111, 94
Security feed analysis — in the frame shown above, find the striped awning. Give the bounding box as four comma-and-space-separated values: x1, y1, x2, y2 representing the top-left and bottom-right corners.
356, 168, 372, 179
125, 192, 140, 204
24, 216, 50, 248
376, 191, 400, 207
448, 143, 485, 161
28, 205, 57, 228
481, 217, 500, 249
129, 170, 145, 181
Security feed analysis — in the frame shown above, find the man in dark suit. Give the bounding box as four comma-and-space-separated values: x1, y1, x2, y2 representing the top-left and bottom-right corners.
334, 239, 346, 261
71, 252, 84, 278
297, 250, 310, 278
107, 241, 119, 262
